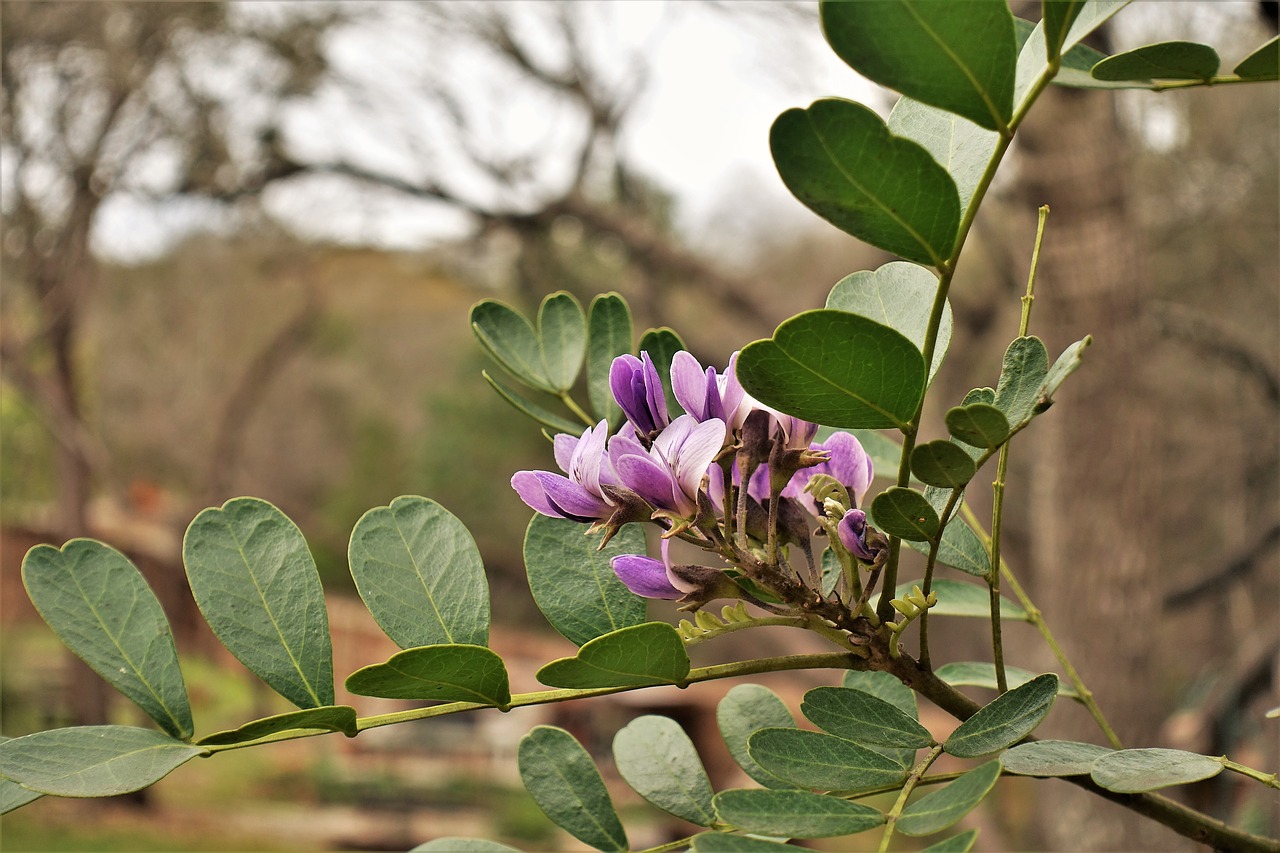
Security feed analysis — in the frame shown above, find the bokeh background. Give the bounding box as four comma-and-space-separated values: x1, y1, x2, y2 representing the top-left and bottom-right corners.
1, 2, 1276, 850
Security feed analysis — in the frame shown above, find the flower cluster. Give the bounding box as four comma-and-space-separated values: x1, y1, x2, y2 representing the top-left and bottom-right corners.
512, 351, 881, 607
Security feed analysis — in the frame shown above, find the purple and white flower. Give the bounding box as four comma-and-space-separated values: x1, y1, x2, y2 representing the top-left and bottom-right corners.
511, 420, 617, 522
610, 538, 691, 600
671, 350, 753, 430
610, 414, 727, 517
838, 508, 885, 563
610, 353, 670, 438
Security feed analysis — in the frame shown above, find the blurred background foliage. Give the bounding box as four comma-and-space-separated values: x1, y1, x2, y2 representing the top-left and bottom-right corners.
1, 1, 1276, 850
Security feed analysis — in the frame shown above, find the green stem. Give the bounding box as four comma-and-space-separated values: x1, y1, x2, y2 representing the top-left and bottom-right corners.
1151, 74, 1275, 91
879, 745, 945, 852
558, 391, 595, 426
1221, 758, 1280, 790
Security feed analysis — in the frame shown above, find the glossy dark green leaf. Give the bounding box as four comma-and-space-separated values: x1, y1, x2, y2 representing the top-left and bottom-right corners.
843, 670, 918, 719
740, 310, 925, 431
870, 487, 939, 542
1235, 37, 1279, 80
936, 662, 1078, 699
944, 403, 1009, 448
537, 291, 587, 391
887, 97, 998, 217
345, 644, 510, 707
639, 327, 686, 416
748, 728, 907, 792
1001, 740, 1114, 776
410, 839, 521, 853
995, 336, 1049, 428
518, 726, 627, 852
872, 580, 1026, 621
1090, 748, 1223, 793
1014, 1, 1130, 108
1092, 41, 1220, 82
1037, 337, 1091, 412
0, 738, 42, 814
911, 441, 977, 488
183, 498, 333, 709
613, 715, 715, 826
898, 761, 1002, 837
714, 789, 884, 838
536, 622, 690, 689
691, 835, 795, 853
802, 686, 934, 749
586, 293, 632, 426
0, 726, 206, 798
482, 370, 585, 435
717, 685, 801, 790
771, 99, 960, 266
822, 0, 1017, 131
22, 540, 193, 740
471, 299, 552, 391
922, 829, 979, 852
523, 515, 646, 646
1043, 1, 1087, 59
944, 674, 1059, 758
196, 706, 358, 746
349, 496, 489, 649
825, 262, 953, 383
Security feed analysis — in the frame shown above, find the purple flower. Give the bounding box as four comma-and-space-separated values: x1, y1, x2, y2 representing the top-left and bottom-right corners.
838, 509, 882, 562
610, 353, 670, 437
610, 414, 726, 517
512, 421, 617, 522
671, 351, 751, 429
782, 431, 875, 509
610, 539, 691, 600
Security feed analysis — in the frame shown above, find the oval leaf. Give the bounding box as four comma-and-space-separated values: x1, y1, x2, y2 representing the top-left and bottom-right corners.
748, 728, 908, 792
738, 310, 925, 431
843, 670, 918, 719
944, 403, 1009, 448
518, 726, 627, 853
714, 788, 885, 838
771, 99, 960, 266
995, 336, 1049, 429
870, 487, 940, 541
898, 760, 1002, 837
536, 622, 690, 689
717, 685, 801, 790
825, 262, 953, 383
523, 515, 646, 646
183, 498, 334, 709
888, 97, 998, 217
1235, 36, 1279, 80
911, 441, 977, 488
1090, 748, 1224, 793
691, 835, 795, 853
1092, 41, 1220, 82
1014, 2, 1130, 108
345, 644, 511, 707
801, 686, 934, 749
944, 674, 1059, 758
904, 518, 992, 577
0, 738, 42, 815
196, 706, 358, 746
349, 496, 489, 649
613, 715, 715, 826
1037, 336, 1090, 413
586, 293, 632, 426
22, 540, 193, 740
538, 291, 587, 391
471, 299, 552, 391
1001, 740, 1114, 777
922, 829, 979, 852
936, 662, 1078, 698
0, 726, 206, 798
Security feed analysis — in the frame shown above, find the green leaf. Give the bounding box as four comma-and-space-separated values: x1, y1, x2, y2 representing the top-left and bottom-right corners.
904, 517, 991, 577
1037, 337, 1091, 412
523, 515, 646, 646
825, 262, 953, 383
944, 403, 1009, 448
538, 291, 587, 391
819, 547, 841, 596
995, 337, 1049, 428
887, 97, 998, 218
482, 370, 585, 435
471, 299, 552, 391
196, 706, 358, 746
587, 293, 632, 426
922, 829, 979, 852
410, 839, 521, 853
717, 685, 801, 790
1001, 740, 1114, 776
1043, 1, 1087, 60
22, 541, 193, 740
537, 622, 690, 689
714, 789, 884, 838
802, 687, 934, 749
739, 310, 925, 431
183, 498, 334, 709
1090, 748, 1224, 793
1053, 39, 1156, 90
898, 761, 1002, 837
518, 726, 627, 852
842, 670, 918, 720
821, 0, 1017, 131
0, 726, 206, 798
770, 99, 960, 266
1092, 41, 1220, 82
639, 327, 686, 416
0, 738, 42, 814
345, 644, 511, 707
872, 580, 1027, 621
911, 441, 977, 488
691, 835, 795, 853
936, 662, 1078, 699
944, 674, 1059, 758
613, 715, 715, 826
1235, 37, 1279, 80
870, 487, 939, 541
1014, 1, 1130, 107
748, 728, 908, 792
348, 496, 489, 649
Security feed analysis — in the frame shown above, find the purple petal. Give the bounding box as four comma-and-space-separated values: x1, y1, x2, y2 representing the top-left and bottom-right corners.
536, 472, 611, 521
512, 471, 559, 517
670, 351, 708, 420
820, 432, 875, 506
611, 554, 683, 599
720, 353, 748, 428
838, 509, 876, 561
615, 453, 680, 511
553, 432, 580, 474
570, 420, 611, 494
658, 416, 726, 506
640, 352, 669, 429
